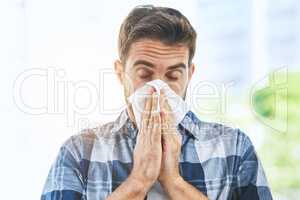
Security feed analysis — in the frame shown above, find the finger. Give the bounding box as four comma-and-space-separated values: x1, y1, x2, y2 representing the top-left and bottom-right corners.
161, 133, 182, 154
161, 90, 171, 112
160, 90, 170, 117
151, 90, 159, 114
141, 88, 154, 129
161, 90, 175, 120
159, 90, 165, 112
160, 108, 168, 136
160, 90, 176, 135
147, 87, 157, 127
148, 90, 159, 130
160, 90, 169, 132
151, 91, 161, 142
151, 113, 161, 143
158, 90, 165, 132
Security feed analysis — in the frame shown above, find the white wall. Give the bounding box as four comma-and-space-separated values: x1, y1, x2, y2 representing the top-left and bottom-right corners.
1, 0, 299, 199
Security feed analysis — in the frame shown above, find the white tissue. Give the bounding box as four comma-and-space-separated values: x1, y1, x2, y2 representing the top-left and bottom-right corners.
127, 79, 190, 130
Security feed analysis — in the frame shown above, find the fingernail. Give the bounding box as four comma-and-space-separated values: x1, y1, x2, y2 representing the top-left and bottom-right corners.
150, 87, 156, 94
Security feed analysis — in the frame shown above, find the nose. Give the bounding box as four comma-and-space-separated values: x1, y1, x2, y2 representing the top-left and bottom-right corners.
151, 74, 163, 81
151, 75, 170, 84
149, 76, 179, 92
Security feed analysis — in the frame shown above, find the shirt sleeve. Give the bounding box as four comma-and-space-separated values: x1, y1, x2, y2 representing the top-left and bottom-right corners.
41, 136, 86, 200
232, 130, 273, 200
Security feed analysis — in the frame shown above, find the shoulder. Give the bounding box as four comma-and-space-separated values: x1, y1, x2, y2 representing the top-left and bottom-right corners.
61, 121, 118, 161
201, 120, 251, 144
187, 111, 254, 157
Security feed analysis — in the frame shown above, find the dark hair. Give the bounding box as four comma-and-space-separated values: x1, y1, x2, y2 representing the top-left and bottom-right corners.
118, 5, 197, 66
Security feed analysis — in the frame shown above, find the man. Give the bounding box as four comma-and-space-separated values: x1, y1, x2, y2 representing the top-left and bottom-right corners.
41, 5, 273, 200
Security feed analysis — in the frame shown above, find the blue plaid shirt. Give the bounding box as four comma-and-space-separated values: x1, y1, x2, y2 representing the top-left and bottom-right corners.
41, 109, 273, 200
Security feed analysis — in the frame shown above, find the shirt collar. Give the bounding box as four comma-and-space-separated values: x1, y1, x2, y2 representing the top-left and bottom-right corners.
111, 109, 138, 139
179, 110, 201, 140
111, 108, 201, 140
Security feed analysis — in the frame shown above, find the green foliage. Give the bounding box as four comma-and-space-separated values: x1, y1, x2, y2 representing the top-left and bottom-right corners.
253, 72, 300, 196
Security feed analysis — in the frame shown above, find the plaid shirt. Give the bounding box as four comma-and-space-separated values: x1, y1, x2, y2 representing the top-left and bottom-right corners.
41, 109, 273, 200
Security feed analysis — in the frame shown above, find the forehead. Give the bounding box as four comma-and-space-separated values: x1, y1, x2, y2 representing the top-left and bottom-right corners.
126, 39, 189, 66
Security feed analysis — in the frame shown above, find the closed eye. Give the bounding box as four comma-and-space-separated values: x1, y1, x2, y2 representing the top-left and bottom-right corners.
166, 70, 182, 80
136, 68, 153, 79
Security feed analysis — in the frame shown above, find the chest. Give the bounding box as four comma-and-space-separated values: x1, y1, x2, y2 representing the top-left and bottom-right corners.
84, 137, 237, 199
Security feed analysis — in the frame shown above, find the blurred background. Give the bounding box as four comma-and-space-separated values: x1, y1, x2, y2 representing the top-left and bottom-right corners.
0, 0, 299, 199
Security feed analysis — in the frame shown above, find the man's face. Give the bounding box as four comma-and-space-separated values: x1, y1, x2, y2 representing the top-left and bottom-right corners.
115, 39, 195, 103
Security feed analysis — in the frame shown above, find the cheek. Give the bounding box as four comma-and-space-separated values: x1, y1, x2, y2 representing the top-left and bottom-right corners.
167, 75, 188, 94
124, 75, 146, 95
167, 82, 184, 96
134, 80, 147, 90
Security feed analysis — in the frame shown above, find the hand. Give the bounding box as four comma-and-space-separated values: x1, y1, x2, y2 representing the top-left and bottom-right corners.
158, 90, 182, 186
129, 87, 162, 190
109, 89, 208, 200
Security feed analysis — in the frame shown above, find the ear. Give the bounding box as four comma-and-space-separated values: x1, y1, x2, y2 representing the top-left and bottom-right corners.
114, 59, 125, 85
188, 63, 195, 81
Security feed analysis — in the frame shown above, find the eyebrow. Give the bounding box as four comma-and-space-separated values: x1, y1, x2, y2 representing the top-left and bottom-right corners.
133, 60, 155, 68
167, 63, 187, 70
133, 60, 187, 70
